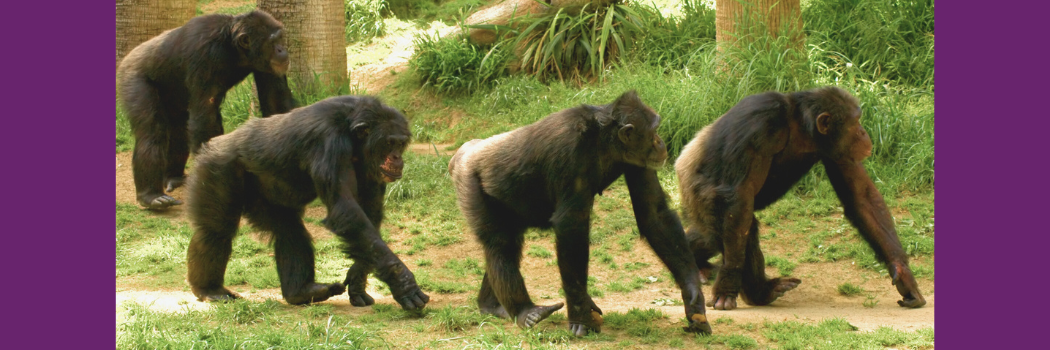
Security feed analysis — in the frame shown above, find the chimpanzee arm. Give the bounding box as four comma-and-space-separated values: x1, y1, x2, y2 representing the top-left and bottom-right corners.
622, 166, 711, 334
309, 138, 428, 310
823, 160, 926, 307
254, 71, 297, 117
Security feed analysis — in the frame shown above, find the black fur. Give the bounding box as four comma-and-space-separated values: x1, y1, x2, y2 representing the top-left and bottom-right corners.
676, 86, 925, 310
185, 96, 429, 310
117, 10, 297, 210
449, 91, 712, 336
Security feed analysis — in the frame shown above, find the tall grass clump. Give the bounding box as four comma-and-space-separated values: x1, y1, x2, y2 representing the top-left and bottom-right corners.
804, 0, 935, 87
410, 31, 511, 94
510, 3, 645, 83
630, 0, 716, 69
345, 0, 387, 43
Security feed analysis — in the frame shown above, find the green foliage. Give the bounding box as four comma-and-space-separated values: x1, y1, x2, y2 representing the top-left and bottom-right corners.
410, 31, 511, 94
804, 0, 936, 87
385, 0, 482, 24
631, 0, 716, 69
509, 3, 644, 83
345, 0, 387, 43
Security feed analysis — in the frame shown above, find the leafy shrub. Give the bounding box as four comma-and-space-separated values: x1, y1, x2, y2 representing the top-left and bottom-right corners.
345, 0, 386, 43
410, 31, 511, 94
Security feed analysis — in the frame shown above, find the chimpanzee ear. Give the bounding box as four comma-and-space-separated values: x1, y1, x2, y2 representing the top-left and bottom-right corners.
816, 113, 833, 135
236, 33, 251, 50
351, 121, 370, 138
618, 124, 635, 143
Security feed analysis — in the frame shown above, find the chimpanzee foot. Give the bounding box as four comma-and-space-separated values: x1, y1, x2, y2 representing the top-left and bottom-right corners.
515, 303, 564, 329
707, 293, 739, 310
772, 278, 801, 298
568, 309, 604, 337
285, 283, 346, 305
193, 287, 240, 302
164, 176, 185, 192
348, 291, 375, 307
346, 266, 375, 304
139, 194, 182, 210
898, 295, 926, 308
479, 304, 510, 319
684, 313, 713, 334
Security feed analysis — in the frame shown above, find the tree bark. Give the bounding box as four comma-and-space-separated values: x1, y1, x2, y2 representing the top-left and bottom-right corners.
115, 0, 195, 70
715, 0, 802, 49
258, 0, 347, 93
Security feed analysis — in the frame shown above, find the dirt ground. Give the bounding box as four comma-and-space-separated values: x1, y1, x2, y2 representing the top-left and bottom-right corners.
115, 151, 934, 333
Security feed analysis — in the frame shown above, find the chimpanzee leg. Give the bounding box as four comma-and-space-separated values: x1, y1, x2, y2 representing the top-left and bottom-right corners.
739, 215, 800, 306
480, 221, 563, 329
709, 195, 752, 311
477, 272, 510, 318
553, 208, 603, 337
247, 203, 344, 305
164, 111, 189, 192
686, 226, 722, 284
125, 79, 180, 209
186, 161, 244, 302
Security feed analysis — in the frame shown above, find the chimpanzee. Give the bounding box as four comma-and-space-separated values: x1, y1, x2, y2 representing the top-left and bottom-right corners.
185, 96, 429, 310
675, 86, 926, 310
117, 10, 297, 210
449, 91, 712, 336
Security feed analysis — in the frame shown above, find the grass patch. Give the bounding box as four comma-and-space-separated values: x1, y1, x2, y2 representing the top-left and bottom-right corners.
837, 282, 865, 297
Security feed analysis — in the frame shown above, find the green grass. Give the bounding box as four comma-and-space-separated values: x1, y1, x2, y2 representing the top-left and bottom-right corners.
837, 283, 865, 297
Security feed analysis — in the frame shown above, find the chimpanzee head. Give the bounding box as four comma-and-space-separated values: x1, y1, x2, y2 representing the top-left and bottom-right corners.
232, 10, 290, 76
806, 87, 872, 163
349, 98, 411, 183
608, 90, 669, 170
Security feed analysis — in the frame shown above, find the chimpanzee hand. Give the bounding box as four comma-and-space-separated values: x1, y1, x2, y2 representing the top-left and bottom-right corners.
377, 263, 430, 311
681, 284, 713, 334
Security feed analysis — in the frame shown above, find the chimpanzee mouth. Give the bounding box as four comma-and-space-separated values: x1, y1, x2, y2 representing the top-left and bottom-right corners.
380, 168, 403, 182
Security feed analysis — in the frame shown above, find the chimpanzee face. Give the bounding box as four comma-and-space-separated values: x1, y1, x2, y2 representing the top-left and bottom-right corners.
816, 107, 872, 162
265, 30, 290, 76
619, 114, 669, 170
377, 134, 409, 183
352, 107, 412, 183
234, 11, 290, 76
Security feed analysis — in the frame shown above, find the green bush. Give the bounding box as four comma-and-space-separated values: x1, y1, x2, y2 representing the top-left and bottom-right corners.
345, 0, 386, 43
410, 31, 511, 94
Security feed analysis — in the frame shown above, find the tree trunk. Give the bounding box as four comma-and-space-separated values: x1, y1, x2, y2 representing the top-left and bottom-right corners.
115, 0, 195, 70
258, 0, 347, 94
715, 0, 802, 49
465, 0, 616, 45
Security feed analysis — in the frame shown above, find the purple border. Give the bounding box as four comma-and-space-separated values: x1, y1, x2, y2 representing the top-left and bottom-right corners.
6, 2, 115, 348
939, 1, 1040, 348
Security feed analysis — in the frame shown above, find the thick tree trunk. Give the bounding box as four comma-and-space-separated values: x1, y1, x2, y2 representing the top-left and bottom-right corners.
258, 0, 347, 93
465, 0, 616, 45
716, 0, 802, 49
115, 0, 195, 70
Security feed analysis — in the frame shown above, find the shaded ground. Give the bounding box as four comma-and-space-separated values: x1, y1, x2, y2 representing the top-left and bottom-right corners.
115, 151, 933, 334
